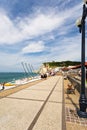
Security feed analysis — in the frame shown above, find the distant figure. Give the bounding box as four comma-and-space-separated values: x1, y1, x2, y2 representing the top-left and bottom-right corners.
39, 65, 47, 79
1, 82, 5, 90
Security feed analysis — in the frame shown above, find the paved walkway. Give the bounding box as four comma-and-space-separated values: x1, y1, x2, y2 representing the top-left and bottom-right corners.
0, 76, 64, 130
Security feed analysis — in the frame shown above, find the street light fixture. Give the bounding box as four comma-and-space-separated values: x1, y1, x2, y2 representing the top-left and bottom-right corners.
76, 18, 82, 32
76, 0, 87, 118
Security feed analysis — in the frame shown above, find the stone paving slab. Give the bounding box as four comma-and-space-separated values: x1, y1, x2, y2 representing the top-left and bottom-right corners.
8, 89, 51, 101
27, 79, 56, 90
48, 91, 62, 103
33, 103, 62, 130
0, 76, 64, 130
0, 98, 43, 130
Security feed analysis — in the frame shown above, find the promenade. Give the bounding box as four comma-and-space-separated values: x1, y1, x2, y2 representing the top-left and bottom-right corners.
0, 76, 64, 130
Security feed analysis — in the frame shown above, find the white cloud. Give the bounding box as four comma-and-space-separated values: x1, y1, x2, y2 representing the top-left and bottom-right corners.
21, 13, 63, 35
0, 2, 80, 44
45, 34, 82, 62
0, 9, 64, 44
0, 3, 82, 45
0, 12, 21, 44
22, 41, 45, 53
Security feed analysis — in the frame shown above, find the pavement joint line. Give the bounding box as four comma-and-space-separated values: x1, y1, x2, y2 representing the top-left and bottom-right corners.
5, 97, 62, 104
24, 89, 52, 91
27, 77, 60, 130
24, 89, 62, 92
5, 97, 45, 102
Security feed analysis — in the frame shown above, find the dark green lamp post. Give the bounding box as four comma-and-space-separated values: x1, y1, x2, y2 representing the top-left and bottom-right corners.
76, 0, 87, 118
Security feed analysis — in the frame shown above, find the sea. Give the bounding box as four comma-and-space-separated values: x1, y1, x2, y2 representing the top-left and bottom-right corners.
0, 72, 38, 83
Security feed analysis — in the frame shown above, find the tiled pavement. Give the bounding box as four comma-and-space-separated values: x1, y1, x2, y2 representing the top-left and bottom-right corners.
0, 76, 64, 130
65, 107, 87, 126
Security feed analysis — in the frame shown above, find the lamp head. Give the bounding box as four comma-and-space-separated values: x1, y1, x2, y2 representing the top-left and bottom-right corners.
84, 0, 87, 4
76, 18, 82, 33
76, 18, 81, 27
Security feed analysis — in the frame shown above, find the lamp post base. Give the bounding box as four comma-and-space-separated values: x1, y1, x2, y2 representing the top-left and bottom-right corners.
77, 94, 87, 118
77, 109, 87, 118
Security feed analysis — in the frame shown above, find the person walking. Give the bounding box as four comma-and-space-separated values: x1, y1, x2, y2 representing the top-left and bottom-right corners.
39, 65, 47, 79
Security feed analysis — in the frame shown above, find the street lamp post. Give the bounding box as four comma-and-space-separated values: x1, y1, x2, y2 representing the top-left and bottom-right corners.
76, 0, 87, 118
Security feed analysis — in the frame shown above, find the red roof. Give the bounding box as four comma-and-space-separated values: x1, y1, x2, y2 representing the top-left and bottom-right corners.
62, 67, 69, 71
71, 62, 87, 69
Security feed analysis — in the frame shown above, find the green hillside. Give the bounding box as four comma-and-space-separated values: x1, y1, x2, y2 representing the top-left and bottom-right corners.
43, 61, 81, 68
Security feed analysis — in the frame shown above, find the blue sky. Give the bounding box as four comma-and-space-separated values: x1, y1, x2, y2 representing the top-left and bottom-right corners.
0, 0, 86, 72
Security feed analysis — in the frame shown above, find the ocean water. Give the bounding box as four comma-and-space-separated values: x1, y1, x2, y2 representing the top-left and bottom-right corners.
0, 72, 38, 83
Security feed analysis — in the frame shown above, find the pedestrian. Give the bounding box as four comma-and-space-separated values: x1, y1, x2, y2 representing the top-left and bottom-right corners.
2, 82, 5, 90
39, 65, 47, 79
